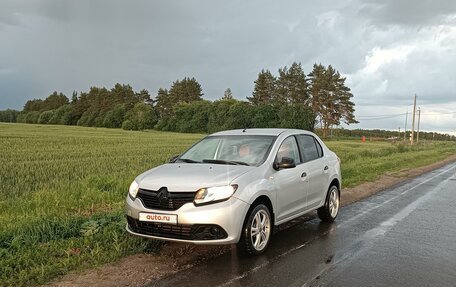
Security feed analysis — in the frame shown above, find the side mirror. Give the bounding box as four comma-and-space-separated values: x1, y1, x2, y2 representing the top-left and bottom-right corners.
169, 155, 179, 163
273, 157, 296, 170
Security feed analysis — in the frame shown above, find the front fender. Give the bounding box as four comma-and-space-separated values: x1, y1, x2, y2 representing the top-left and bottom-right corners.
233, 178, 276, 207
232, 174, 277, 225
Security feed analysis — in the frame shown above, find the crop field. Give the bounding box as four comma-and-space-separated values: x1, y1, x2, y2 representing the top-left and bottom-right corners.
1, 123, 455, 286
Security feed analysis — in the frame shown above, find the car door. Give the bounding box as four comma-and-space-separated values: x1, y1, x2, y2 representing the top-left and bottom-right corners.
273, 136, 309, 222
296, 135, 329, 209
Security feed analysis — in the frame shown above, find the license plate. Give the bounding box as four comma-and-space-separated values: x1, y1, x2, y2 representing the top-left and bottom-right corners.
139, 212, 177, 224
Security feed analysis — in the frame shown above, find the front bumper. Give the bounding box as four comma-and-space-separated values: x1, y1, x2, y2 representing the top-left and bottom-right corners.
125, 194, 249, 244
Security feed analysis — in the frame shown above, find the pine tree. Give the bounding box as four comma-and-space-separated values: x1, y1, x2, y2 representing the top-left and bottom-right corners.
169, 77, 204, 103
136, 89, 152, 104
248, 69, 276, 105
155, 88, 171, 118
110, 84, 137, 110
156, 77, 203, 118
222, 88, 233, 100
71, 91, 78, 104
23, 99, 44, 112
276, 62, 309, 105
308, 64, 357, 137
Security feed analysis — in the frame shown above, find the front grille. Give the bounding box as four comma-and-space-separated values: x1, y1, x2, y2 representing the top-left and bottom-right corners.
137, 188, 195, 211
127, 216, 228, 240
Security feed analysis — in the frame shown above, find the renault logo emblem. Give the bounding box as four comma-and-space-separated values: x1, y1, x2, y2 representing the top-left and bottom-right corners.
156, 187, 169, 205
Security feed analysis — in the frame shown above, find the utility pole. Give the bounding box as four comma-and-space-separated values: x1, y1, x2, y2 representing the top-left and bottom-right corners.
411, 94, 417, 145
404, 111, 408, 141
398, 127, 401, 140
417, 107, 421, 143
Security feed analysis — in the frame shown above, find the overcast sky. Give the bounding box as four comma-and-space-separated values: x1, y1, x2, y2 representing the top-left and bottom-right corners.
1, 0, 455, 134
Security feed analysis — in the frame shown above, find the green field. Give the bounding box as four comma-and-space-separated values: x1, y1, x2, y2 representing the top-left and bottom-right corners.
1, 123, 455, 286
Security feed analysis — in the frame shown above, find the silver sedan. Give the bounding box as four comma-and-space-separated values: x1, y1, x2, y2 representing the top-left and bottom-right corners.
126, 128, 341, 255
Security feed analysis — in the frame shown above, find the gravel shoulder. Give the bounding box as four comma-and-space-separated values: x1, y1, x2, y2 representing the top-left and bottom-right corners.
43, 154, 456, 287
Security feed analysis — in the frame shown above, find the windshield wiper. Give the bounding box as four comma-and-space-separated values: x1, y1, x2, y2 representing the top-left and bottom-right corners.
177, 158, 200, 163
202, 159, 250, 166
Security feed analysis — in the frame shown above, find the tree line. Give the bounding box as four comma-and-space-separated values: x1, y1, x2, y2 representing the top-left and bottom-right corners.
248, 63, 357, 137
1, 62, 358, 135
329, 128, 456, 141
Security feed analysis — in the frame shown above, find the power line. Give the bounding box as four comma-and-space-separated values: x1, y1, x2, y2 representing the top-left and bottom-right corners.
357, 113, 406, 120
356, 111, 455, 121
357, 113, 406, 118
419, 111, 456, 115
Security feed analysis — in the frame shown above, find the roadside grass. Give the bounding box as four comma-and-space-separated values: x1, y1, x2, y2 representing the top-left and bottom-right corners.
0, 123, 455, 286
326, 140, 456, 187
0, 124, 202, 286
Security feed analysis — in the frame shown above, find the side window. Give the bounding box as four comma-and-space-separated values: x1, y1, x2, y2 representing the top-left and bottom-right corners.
276, 136, 301, 164
314, 138, 324, 157
297, 135, 319, 163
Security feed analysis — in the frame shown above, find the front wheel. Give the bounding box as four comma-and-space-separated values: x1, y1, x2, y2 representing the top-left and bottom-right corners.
317, 185, 340, 222
237, 204, 272, 256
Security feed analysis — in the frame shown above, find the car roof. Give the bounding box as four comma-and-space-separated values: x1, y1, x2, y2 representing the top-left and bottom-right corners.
209, 128, 313, 137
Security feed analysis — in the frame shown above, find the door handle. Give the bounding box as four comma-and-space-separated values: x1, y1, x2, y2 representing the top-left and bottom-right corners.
301, 172, 307, 178
324, 166, 329, 171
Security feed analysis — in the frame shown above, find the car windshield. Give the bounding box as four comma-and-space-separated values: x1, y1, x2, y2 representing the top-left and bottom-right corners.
178, 135, 276, 166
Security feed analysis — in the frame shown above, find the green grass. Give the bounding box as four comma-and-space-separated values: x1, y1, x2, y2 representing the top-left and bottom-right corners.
325, 139, 456, 187
1, 123, 455, 286
0, 124, 203, 287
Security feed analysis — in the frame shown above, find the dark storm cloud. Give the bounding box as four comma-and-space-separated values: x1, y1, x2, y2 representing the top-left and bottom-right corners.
359, 0, 456, 26
0, 0, 70, 26
0, 0, 455, 133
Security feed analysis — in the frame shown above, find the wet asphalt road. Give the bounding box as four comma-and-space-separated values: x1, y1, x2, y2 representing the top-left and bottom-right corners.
148, 163, 456, 287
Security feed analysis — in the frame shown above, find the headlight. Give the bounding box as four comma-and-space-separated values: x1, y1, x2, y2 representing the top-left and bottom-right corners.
129, 180, 139, 199
194, 185, 238, 206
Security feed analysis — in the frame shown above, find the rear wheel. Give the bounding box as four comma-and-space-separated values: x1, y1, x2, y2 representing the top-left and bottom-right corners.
317, 185, 340, 222
237, 204, 272, 256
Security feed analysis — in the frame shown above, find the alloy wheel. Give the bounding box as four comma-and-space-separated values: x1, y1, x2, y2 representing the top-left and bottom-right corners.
329, 187, 339, 218
250, 209, 271, 251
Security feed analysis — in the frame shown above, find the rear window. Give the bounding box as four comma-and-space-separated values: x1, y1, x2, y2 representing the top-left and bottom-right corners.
297, 135, 321, 163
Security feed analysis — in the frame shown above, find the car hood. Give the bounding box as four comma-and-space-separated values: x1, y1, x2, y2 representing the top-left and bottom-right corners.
136, 163, 253, 192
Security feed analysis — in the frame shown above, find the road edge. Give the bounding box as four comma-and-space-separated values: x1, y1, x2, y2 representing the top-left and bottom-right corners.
340, 154, 456, 206
43, 154, 456, 287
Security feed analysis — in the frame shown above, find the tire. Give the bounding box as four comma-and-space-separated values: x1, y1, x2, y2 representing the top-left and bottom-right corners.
317, 185, 340, 222
237, 204, 272, 256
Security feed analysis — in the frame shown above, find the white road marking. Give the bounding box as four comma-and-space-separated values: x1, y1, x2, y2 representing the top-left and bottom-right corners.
338, 164, 456, 228
217, 163, 456, 287
302, 166, 456, 287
